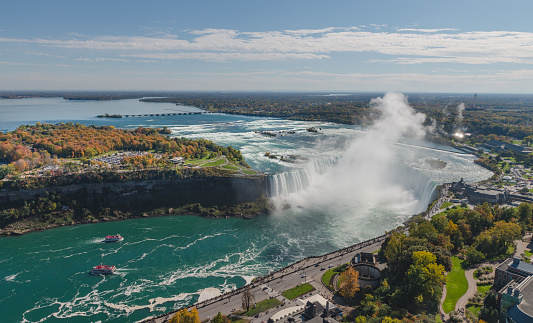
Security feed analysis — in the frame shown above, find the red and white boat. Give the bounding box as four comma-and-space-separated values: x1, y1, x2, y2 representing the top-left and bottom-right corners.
101, 234, 123, 243
91, 264, 116, 275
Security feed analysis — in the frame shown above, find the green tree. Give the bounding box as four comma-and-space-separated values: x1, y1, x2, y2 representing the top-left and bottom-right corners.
212, 312, 230, 323
384, 232, 408, 272
409, 220, 438, 244
406, 251, 446, 308
517, 202, 533, 226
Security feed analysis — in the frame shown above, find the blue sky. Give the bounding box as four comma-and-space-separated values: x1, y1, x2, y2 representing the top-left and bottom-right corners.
1, 0, 533, 93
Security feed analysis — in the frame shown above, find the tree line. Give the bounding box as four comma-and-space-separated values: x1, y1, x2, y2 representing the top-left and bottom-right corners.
0, 122, 247, 174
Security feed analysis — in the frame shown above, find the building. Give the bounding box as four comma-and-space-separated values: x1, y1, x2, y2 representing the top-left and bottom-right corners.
482, 140, 532, 154
495, 258, 533, 322
495, 258, 533, 290
350, 252, 382, 289
499, 276, 533, 322
267, 294, 339, 323
465, 185, 510, 204
169, 157, 185, 165
450, 178, 510, 204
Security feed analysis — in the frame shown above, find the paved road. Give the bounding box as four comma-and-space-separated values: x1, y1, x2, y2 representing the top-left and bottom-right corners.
148, 239, 385, 322
146, 183, 450, 323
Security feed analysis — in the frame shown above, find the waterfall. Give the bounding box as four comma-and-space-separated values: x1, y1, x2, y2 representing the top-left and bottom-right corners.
269, 160, 438, 214
387, 165, 438, 213
268, 157, 337, 197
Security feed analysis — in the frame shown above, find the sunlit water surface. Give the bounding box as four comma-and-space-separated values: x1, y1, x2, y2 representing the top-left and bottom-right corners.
0, 98, 491, 322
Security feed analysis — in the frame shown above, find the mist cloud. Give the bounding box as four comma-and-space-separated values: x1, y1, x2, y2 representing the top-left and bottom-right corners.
273, 92, 430, 215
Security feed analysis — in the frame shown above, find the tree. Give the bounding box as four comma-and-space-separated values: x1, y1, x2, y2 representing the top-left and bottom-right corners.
517, 202, 533, 225
169, 308, 200, 323
241, 287, 255, 312
212, 312, 230, 323
409, 220, 438, 244
465, 246, 485, 266
384, 232, 408, 272
473, 220, 521, 257
338, 266, 360, 298
406, 251, 446, 308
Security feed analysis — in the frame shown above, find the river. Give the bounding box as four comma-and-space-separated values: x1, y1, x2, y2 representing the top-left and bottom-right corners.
0, 96, 492, 322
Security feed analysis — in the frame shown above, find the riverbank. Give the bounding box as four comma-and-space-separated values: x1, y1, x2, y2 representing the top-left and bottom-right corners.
0, 196, 271, 236
145, 183, 451, 322
0, 199, 271, 237
0, 175, 270, 236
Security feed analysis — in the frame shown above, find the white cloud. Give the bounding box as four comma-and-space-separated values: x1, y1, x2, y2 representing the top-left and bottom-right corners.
396, 28, 458, 33
0, 27, 532, 64
24, 51, 66, 58
123, 52, 329, 62
75, 57, 130, 62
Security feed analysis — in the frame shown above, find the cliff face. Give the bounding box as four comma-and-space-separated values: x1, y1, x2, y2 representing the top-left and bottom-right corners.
0, 176, 268, 210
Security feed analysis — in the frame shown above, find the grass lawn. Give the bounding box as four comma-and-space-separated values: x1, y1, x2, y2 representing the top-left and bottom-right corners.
477, 283, 492, 295
499, 162, 511, 173
282, 283, 315, 300
322, 269, 336, 288
242, 298, 282, 317
185, 156, 214, 164
443, 256, 468, 313
230, 318, 250, 323
242, 169, 258, 175
223, 164, 239, 170
440, 201, 454, 209
203, 159, 226, 167
432, 205, 468, 220
321, 264, 348, 290
436, 315, 443, 323
525, 250, 532, 258
466, 304, 482, 317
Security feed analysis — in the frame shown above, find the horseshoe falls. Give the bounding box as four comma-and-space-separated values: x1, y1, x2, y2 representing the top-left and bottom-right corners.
0, 96, 492, 322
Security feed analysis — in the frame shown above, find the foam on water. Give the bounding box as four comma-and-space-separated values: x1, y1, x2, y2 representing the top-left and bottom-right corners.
197, 288, 222, 303
0, 95, 493, 322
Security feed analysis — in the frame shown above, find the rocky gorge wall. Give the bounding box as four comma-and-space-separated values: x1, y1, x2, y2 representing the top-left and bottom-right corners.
0, 175, 268, 211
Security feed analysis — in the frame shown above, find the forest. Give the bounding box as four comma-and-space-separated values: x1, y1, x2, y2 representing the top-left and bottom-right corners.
0, 122, 247, 174
349, 201, 528, 323
3, 91, 533, 142
139, 92, 533, 142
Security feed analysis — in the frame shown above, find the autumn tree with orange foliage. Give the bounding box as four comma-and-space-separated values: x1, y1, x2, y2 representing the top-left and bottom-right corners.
169, 307, 200, 323
0, 123, 248, 173
338, 266, 360, 299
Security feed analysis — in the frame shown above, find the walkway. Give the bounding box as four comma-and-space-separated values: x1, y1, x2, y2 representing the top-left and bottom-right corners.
439, 284, 449, 322
455, 268, 476, 312
448, 234, 533, 321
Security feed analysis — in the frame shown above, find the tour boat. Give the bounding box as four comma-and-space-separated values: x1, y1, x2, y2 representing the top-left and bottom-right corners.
91, 264, 116, 275
101, 234, 123, 243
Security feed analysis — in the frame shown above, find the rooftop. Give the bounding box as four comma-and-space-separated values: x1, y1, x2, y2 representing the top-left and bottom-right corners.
508, 277, 533, 321
509, 257, 533, 276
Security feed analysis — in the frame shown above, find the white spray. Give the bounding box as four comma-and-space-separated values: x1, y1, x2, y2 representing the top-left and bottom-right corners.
457, 103, 465, 123
272, 92, 431, 215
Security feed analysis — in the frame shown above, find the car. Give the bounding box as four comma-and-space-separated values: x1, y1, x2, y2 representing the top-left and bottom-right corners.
301, 274, 307, 278
328, 264, 334, 268
314, 263, 319, 267
320, 267, 325, 271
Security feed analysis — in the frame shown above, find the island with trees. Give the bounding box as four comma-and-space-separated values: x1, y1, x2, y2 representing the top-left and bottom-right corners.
0, 123, 269, 235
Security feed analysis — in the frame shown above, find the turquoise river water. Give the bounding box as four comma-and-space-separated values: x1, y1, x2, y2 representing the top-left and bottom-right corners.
0, 97, 492, 322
